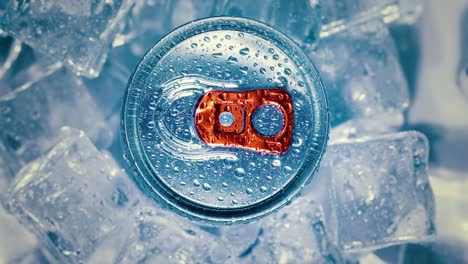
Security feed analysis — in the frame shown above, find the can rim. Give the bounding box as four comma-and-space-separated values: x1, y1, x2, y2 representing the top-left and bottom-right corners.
121, 16, 329, 224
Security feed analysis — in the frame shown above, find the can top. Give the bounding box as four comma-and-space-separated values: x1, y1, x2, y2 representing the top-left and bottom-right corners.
122, 17, 329, 224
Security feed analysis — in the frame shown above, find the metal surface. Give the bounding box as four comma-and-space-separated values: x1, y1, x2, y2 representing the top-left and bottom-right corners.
121, 17, 329, 224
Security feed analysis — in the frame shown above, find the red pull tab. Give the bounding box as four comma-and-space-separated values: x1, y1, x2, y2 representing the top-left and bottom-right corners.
194, 89, 294, 153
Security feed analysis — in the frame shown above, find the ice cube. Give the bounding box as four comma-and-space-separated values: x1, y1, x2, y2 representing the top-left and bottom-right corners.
0, 205, 38, 263
7, 127, 231, 263
0, 1, 7, 16
321, 131, 435, 252
219, 197, 343, 263
0, 36, 61, 99
219, 221, 272, 263
84, 46, 134, 118
115, 0, 215, 58
0, 0, 135, 78
115, 207, 231, 264
358, 253, 387, 264
171, 0, 216, 29
0, 68, 112, 193
305, 22, 409, 140
0, 35, 21, 81
113, 0, 173, 55
319, 0, 423, 38
429, 168, 468, 243
213, 0, 321, 45
457, 9, 468, 99
7, 127, 142, 263
261, 198, 343, 263
458, 65, 468, 99
7, 247, 54, 264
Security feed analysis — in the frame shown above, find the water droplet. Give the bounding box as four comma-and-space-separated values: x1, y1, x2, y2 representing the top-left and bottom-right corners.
238, 32, 244, 38
268, 48, 275, 53
212, 52, 222, 58
173, 166, 180, 173
266, 176, 273, 181
203, 36, 210, 42
217, 196, 224, 201
246, 188, 253, 194
222, 182, 228, 188
297, 81, 305, 87
225, 35, 231, 40
191, 43, 198, 48
219, 111, 234, 126
56, 211, 64, 220
180, 181, 186, 186
239, 66, 248, 75
193, 179, 201, 187
272, 159, 281, 167
260, 186, 267, 193
284, 68, 292, 75
260, 68, 266, 74
277, 76, 288, 87
227, 56, 238, 64
272, 54, 279, 60
216, 43, 222, 48
239, 47, 250, 55
234, 168, 245, 179
203, 183, 212, 191
232, 199, 239, 204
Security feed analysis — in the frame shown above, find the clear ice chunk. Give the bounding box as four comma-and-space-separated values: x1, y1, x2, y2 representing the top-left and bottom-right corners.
358, 253, 386, 264
321, 131, 435, 252
7, 247, 54, 264
305, 22, 409, 140
0, 205, 38, 263
7, 127, 141, 263
0, 0, 135, 78
7, 127, 231, 263
115, 0, 216, 58
0, 68, 112, 193
219, 196, 342, 263
0, 36, 61, 99
213, 0, 321, 45
0, 1, 7, 17
429, 168, 468, 243
457, 9, 468, 99
459, 65, 468, 99
319, 0, 423, 38
84, 46, 134, 118
115, 207, 231, 263
213, 0, 421, 44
